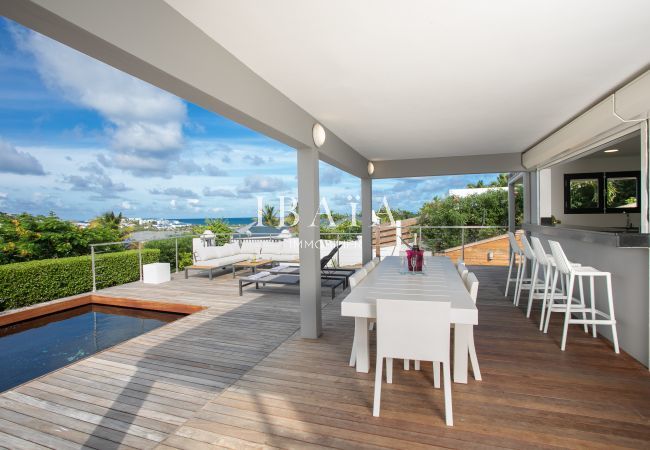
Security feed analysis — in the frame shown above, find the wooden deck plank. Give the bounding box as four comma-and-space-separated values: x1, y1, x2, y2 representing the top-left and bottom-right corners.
1, 267, 649, 449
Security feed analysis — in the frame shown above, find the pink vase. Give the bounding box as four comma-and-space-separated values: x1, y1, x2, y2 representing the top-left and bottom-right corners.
406, 249, 424, 272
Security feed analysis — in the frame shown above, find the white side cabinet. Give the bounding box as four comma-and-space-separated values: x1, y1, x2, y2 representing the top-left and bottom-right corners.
143, 262, 171, 284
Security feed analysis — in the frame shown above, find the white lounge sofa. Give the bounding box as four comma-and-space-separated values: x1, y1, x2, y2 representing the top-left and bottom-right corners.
188, 238, 300, 278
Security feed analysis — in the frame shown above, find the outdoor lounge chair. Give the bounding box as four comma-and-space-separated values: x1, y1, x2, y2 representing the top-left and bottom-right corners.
268, 245, 356, 288
238, 272, 345, 299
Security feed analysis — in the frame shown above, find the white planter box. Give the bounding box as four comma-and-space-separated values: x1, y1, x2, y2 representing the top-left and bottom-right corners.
143, 262, 171, 284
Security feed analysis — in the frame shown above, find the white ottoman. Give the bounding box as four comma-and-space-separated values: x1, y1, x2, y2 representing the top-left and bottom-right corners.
143, 262, 171, 284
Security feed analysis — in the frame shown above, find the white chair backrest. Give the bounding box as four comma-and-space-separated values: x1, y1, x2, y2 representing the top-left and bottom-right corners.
349, 271, 365, 289
372, 257, 381, 265
376, 299, 450, 362
363, 261, 375, 272
530, 236, 549, 266
520, 234, 536, 261
456, 259, 464, 267
456, 262, 468, 279
548, 240, 572, 275
358, 267, 368, 277
507, 231, 522, 254
464, 272, 479, 303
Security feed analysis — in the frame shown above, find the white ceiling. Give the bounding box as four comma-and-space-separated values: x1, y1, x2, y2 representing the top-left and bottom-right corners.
166, 0, 650, 161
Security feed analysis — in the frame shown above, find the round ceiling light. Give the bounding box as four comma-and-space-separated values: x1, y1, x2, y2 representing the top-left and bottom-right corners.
367, 161, 375, 176
312, 123, 326, 148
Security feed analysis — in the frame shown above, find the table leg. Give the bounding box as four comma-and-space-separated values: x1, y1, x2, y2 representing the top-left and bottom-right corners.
233, 265, 236, 278
185, 268, 188, 279
454, 324, 470, 384
354, 317, 370, 373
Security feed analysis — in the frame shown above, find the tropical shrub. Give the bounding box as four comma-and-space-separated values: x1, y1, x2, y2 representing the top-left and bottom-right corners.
0, 249, 159, 311
192, 218, 232, 245
144, 236, 193, 271
0, 212, 122, 264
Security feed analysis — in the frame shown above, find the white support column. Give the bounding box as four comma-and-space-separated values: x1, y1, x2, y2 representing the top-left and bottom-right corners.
523, 172, 532, 225
298, 147, 321, 338
508, 182, 516, 232
361, 177, 372, 264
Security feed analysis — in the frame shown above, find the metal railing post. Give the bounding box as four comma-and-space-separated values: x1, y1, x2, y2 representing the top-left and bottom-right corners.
138, 241, 143, 282
91, 245, 96, 292
175, 237, 179, 273
461, 227, 465, 261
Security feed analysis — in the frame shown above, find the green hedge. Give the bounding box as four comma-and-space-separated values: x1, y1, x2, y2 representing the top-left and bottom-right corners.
0, 249, 159, 311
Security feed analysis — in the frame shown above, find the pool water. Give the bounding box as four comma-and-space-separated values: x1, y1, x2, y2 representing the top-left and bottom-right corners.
0, 304, 184, 392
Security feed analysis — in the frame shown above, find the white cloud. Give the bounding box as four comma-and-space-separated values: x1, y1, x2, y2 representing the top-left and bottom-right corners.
237, 175, 286, 194
0, 138, 46, 175
169, 199, 177, 209
320, 166, 342, 186
150, 187, 198, 198
14, 26, 187, 176
121, 201, 133, 210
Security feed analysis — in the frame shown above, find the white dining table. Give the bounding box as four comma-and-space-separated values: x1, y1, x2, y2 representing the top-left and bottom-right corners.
341, 255, 479, 383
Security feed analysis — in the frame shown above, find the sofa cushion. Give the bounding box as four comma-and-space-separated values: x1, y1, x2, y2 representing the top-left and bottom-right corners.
260, 241, 282, 255
221, 243, 240, 257
281, 238, 299, 256
202, 254, 248, 267
194, 246, 215, 262
240, 241, 262, 255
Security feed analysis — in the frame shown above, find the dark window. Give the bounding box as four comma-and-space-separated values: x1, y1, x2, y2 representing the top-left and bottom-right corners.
564, 173, 604, 214
605, 171, 641, 213
564, 171, 642, 214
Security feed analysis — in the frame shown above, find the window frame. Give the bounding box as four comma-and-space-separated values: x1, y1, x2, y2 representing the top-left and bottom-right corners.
604, 170, 642, 214
563, 172, 605, 214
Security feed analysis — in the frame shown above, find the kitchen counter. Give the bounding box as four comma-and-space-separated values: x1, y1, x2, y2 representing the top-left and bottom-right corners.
523, 224, 650, 248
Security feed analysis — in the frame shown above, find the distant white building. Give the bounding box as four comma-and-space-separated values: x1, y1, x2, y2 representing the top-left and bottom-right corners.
448, 187, 508, 197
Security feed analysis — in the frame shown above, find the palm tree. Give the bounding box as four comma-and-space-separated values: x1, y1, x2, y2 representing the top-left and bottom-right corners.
466, 180, 486, 189
93, 211, 123, 230
489, 173, 510, 187
261, 205, 279, 227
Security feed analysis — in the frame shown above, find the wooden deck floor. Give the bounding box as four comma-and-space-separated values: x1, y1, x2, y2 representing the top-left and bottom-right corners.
1, 266, 649, 449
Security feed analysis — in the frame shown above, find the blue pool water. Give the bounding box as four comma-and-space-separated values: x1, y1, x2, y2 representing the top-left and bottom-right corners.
0, 305, 184, 392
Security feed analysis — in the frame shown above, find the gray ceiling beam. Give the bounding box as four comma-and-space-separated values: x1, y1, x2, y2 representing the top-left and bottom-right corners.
371, 152, 524, 179
0, 0, 369, 178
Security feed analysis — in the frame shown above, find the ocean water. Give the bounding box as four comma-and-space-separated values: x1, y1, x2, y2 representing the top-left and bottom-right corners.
173, 217, 252, 226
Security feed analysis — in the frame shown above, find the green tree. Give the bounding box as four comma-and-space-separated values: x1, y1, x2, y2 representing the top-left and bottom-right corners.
261, 205, 280, 227
489, 173, 510, 187
418, 187, 522, 252
374, 206, 416, 224
92, 211, 123, 230
192, 218, 232, 245
0, 212, 121, 264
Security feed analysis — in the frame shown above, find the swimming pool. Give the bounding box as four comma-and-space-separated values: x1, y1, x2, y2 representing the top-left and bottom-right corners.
0, 303, 186, 392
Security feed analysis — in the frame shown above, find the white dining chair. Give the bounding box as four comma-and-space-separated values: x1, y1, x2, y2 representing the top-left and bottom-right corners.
546, 241, 619, 352
456, 262, 468, 280
373, 298, 453, 426
348, 269, 368, 366
505, 232, 523, 297
463, 272, 481, 380
363, 261, 375, 272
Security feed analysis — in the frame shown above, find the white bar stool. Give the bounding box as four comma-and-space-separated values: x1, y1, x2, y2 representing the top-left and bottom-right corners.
546, 240, 619, 353
504, 232, 523, 297
513, 235, 538, 307
529, 237, 583, 331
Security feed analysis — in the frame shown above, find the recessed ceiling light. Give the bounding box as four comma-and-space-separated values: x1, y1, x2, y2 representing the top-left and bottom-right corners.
604, 149, 619, 153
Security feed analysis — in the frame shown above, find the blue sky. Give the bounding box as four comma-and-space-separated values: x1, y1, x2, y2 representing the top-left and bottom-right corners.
0, 18, 498, 221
